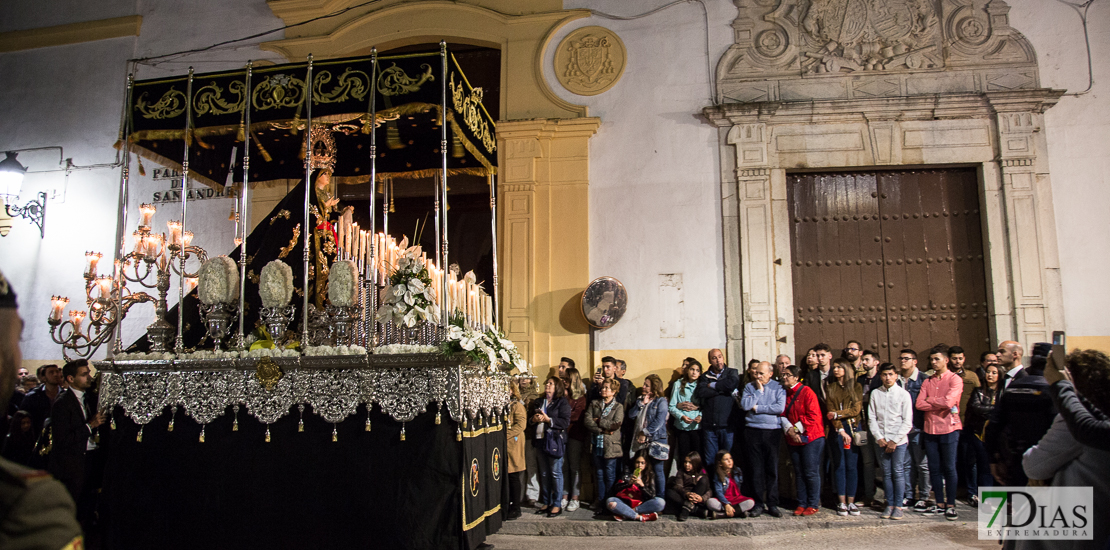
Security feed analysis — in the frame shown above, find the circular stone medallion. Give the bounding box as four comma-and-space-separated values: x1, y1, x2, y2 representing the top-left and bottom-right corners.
554, 26, 626, 96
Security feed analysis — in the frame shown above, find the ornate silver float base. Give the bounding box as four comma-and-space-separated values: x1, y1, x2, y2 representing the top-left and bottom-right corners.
259, 304, 296, 345
96, 355, 509, 429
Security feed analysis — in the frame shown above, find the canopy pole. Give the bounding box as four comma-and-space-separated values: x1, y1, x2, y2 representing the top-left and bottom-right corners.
174, 68, 195, 354
236, 62, 253, 350
110, 70, 135, 357
301, 55, 314, 347
368, 49, 378, 347
489, 173, 499, 328
440, 41, 449, 329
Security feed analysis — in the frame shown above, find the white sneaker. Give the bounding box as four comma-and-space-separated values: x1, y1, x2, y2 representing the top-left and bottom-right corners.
837, 503, 849, 516
561, 498, 568, 509
848, 503, 861, 516
566, 500, 580, 512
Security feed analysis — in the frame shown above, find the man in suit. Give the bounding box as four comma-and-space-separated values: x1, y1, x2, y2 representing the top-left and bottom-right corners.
19, 363, 63, 439
48, 359, 107, 528
0, 267, 84, 549
996, 340, 1027, 390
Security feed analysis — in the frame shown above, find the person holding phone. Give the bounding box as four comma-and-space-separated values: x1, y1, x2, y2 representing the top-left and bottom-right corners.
604, 452, 665, 522
779, 365, 825, 516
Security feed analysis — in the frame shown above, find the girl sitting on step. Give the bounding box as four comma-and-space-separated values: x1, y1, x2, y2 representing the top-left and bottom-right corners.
605, 452, 665, 522
705, 450, 755, 518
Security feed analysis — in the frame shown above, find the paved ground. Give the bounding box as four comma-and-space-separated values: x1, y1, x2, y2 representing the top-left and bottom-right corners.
487, 502, 998, 549
488, 521, 996, 550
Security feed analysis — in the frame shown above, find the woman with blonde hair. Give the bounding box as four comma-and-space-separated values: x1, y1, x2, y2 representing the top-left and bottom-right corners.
561, 367, 588, 511
629, 373, 669, 487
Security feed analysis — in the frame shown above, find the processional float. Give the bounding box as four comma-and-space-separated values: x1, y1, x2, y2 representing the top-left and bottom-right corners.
44, 43, 519, 549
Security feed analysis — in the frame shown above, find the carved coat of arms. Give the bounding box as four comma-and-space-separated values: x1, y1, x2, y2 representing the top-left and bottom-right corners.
800, 0, 939, 73
565, 36, 615, 86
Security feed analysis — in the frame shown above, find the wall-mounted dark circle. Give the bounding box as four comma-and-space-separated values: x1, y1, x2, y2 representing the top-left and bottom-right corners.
581, 276, 628, 329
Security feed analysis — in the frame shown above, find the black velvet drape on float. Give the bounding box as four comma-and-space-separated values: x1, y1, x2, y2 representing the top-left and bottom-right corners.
126, 176, 333, 351
461, 419, 508, 548
103, 404, 466, 549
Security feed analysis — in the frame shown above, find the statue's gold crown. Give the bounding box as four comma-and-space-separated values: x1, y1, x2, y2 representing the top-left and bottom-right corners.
309, 127, 337, 173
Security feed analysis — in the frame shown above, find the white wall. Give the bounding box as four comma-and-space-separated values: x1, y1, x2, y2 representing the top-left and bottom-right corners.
549, 0, 737, 352
0, 0, 283, 362
545, 0, 1110, 353
3, 0, 1107, 364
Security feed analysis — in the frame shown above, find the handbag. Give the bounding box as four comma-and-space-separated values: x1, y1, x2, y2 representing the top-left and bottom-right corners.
847, 418, 868, 447
543, 428, 566, 458
648, 440, 670, 461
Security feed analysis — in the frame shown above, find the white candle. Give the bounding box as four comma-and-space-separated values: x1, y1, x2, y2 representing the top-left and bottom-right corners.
49, 296, 68, 322
182, 231, 194, 249
84, 252, 102, 279
132, 231, 144, 256
167, 221, 183, 249
139, 203, 156, 229
70, 310, 86, 334
95, 276, 113, 300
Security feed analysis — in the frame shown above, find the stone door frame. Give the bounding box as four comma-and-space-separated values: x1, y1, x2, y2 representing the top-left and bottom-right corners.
705, 89, 1065, 365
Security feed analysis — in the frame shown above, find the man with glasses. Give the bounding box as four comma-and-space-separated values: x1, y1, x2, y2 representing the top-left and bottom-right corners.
897, 349, 932, 512
843, 341, 864, 375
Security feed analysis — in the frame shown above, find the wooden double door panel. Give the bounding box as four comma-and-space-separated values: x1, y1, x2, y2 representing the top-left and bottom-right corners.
789, 168, 991, 364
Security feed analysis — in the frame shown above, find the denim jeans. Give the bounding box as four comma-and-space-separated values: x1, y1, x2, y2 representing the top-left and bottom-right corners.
703, 428, 734, 469
525, 443, 540, 500
965, 432, 992, 497
923, 431, 959, 506
562, 437, 584, 499
537, 452, 565, 508
606, 496, 665, 520
829, 433, 859, 498
905, 431, 931, 501
593, 455, 619, 503
650, 458, 665, 494
744, 427, 782, 508
789, 437, 825, 509
880, 442, 908, 508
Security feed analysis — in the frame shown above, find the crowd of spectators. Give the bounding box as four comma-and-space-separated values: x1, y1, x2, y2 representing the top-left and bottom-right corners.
503, 340, 1110, 548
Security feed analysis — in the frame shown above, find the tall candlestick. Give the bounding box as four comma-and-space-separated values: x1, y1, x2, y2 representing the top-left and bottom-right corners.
49, 296, 68, 322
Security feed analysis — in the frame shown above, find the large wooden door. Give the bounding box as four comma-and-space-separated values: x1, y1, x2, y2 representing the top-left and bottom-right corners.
789, 168, 991, 363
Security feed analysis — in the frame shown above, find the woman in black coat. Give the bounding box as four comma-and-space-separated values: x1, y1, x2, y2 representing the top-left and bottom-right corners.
529, 376, 572, 517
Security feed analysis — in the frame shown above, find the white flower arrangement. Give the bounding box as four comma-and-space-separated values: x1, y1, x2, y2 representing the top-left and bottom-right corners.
197, 256, 240, 305
303, 345, 368, 356
327, 260, 359, 307
260, 260, 295, 308
178, 349, 242, 360
372, 343, 439, 354
375, 245, 440, 328
113, 351, 175, 361
441, 320, 499, 372
243, 347, 301, 358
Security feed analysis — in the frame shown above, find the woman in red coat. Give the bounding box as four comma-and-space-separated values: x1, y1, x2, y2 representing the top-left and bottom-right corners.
780, 365, 825, 516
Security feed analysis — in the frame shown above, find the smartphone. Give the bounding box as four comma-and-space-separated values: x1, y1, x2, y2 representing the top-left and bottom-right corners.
1053, 331, 1066, 348
632, 466, 642, 479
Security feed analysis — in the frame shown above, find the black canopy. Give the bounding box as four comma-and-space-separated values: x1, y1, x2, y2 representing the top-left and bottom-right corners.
125, 50, 496, 189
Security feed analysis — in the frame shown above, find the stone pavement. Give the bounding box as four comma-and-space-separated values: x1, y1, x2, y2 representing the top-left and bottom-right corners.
499, 503, 977, 537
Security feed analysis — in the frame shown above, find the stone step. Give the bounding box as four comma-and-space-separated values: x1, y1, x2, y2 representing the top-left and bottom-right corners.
500, 505, 959, 537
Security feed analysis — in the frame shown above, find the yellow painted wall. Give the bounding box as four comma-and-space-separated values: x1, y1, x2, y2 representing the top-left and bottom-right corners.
534, 348, 731, 389
1065, 336, 1110, 356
